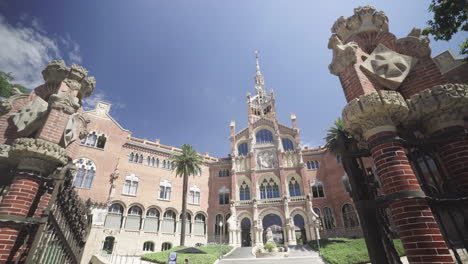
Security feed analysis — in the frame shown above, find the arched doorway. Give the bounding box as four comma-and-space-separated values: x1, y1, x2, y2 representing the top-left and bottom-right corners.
262, 214, 284, 245
241, 218, 252, 247
293, 214, 306, 245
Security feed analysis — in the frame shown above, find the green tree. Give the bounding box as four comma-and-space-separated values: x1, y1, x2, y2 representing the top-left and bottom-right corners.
171, 144, 204, 246
324, 117, 349, 155
422, 0, 468, 57
0, 72, 29, 98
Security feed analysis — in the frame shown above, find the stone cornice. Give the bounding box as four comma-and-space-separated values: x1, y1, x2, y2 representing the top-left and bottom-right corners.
331, 6, 389, 43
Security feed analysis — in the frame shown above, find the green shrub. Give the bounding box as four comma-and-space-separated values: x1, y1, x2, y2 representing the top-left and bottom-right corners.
264, 242, 276, 252
141, 245, 233, 264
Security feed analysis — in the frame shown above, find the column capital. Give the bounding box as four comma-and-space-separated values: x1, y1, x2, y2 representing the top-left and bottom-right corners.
9, 138, 68, 175
342, 90, 408, 140
408, 83, 468, 134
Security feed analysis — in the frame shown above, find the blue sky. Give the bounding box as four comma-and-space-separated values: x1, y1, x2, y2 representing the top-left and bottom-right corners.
0, 0, 466, 157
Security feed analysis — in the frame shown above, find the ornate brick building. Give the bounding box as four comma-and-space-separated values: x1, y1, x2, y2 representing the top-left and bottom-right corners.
0, 5, 466, 264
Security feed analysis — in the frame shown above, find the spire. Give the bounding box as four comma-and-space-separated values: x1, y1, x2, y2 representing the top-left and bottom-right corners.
254, 50, 265, 97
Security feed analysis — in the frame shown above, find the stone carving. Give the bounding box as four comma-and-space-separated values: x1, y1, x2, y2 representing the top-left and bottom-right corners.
342, 90, 409, 139
361, 44, 417, 90
0, 99, 12, 116
11, 96, 48, 136
328, 35, 359, 75
95, 101, 111, 117
265, 228, 274, 244
0, 144, 11, 163
395, 28, 431, 58
234, 155, 250, 172
256, 149, 278, 169
49, 88, 80, 114
10, 138, 68, 174
63, 114, 79, 147
42, 60, 95, 99
407, 83, 468, 133
331, 6, 389, 42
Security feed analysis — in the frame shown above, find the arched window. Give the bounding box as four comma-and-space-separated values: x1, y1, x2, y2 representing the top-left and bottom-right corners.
155, 158, 160, 167
259, 178, 280, 199
219, 187, 230, 205
151, 157, 155, 167
219, 170, 222, 177
102, 236, 115, 254
315, 160, 319, 169
159, 180, 172, 200
215, 214, 223, 235
161, 242, 172, 251
96, 134, 107, 149
73, 158, 96, 189
189, 185, 201, 205
238, 142, 248, 156
126, 206, 142, 231
311, 180, 325, 198
162, 160, 167, 168
145, 208, 160, 232
143, 241, 154, 252
178, 213, 192, 234
129, 152, 134, 162
85, 132, 97, 147
138, 154, 143, 164
342, 175, 351, 193
147, 156, 151, 166
239, 181, 251, 201
306, 160, 319, 170
105, 204, 123, 229
342, 204, 359, 228
288, 177, 301, 197
256, 129, 273, 144
194, 213, 206, 235
123, 174, 139, 196
282, 138, 294, 152
161, 210, 176, 233
323, 207, 335, 230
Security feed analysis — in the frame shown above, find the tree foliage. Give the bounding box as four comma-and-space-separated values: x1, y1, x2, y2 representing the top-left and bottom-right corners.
422, 0, 468, 57
0, 72, 29, 98
324, 117, 351, 155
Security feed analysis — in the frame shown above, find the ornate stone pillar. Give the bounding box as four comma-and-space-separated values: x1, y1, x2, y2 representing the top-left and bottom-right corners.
0, 138, 67, 263
343, 90, 455, 263
409, 83, 468, 192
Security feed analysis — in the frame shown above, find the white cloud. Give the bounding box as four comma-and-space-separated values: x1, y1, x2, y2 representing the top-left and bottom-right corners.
300, 139, 323, 150
82, 90, 126, 111
0, 15, 82, 89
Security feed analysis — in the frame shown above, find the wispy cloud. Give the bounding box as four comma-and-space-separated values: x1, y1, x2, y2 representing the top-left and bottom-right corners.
82, 90, 126, 111
0, 14, 82, 89
300, 139, 324, 149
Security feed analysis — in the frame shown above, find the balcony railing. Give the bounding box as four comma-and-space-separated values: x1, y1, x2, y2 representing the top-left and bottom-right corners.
289, 196, 306, 202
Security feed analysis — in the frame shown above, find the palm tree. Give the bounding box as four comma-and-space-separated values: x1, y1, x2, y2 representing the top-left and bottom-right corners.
171, 144, 204, 246
324, 118, 401, 264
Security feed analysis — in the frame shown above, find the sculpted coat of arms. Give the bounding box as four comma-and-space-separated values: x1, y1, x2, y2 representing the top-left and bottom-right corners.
256, 149, 278, 169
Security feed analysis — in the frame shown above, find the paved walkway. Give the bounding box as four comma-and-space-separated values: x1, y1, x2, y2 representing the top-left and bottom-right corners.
219, 245, 325, 264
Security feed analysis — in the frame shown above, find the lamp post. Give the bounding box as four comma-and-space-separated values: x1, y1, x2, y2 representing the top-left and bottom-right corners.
219, 221, 223, 260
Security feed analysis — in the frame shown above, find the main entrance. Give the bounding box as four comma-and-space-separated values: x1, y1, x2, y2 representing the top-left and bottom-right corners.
241, 218, 252, 247
293, 214, 307, 245
262, 214, 284, 245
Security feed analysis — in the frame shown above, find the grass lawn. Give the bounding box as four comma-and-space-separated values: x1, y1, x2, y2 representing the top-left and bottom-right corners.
308, 238, 405, 264
141, 245, 233, 264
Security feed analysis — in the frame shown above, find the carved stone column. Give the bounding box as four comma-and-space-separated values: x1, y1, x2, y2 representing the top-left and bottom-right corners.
343, 91, 455, 263
0, 138, 67, 263
409, 83, 468, 192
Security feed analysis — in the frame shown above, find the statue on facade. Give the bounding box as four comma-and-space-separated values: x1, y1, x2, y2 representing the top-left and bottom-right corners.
265, 227, 274, 244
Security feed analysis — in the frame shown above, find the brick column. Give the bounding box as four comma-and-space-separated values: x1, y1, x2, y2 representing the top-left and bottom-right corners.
368, 130, 455, 263
0, 138, 67, 263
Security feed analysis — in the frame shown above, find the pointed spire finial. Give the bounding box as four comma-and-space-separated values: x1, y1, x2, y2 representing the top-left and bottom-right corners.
253, 50, 265, 95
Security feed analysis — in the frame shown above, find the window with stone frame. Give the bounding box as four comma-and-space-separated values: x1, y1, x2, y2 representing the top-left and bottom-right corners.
81, 131, 107, 149
102, 236, 115, 254
306, 160, 319, 170
189, 185, 201, 205
342, 174, 351, 193
237, 142, 248, 156
143, 241, 154, 252
159, 180, 172, 200
342, 203, 359, 228
72, 158, 96, 189
281, 138, 295, 152
259, 178, 280, 199
215, 214, 223, 235
122, 174, 139, 196
219, 169, 230, 177
255, 129, 274, 144
105, 204, 123, 229
239, 181, 251, 201
218, 187, 230, 205
323, 207, 335, 229
161, 242, 172, 251
288, 177, 301, 197
311, 180, 325, 198
194, 213, 206, 235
